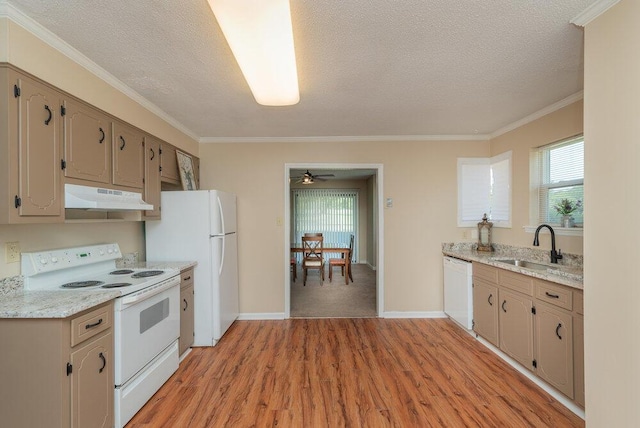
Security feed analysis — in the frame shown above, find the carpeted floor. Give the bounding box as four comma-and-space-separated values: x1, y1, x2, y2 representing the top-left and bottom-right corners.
290, 263, 377, 318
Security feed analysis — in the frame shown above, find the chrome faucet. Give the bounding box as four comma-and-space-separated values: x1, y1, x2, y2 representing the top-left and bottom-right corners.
533, 224, 563, 264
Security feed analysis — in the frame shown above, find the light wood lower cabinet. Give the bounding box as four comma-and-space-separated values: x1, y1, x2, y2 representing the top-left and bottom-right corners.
179, 267, 195, 356
472, 278, 499, 347
499, 289, 534, 370
574, 314, 585, 407
535, 302, 574, 398
471, 262, 584, 406
0, 302, 114, 428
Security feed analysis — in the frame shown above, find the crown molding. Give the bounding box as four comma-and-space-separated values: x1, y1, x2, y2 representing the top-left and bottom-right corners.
570, 0, 620, 27
489, 91, 584, 140
200, 134, 490, 144
0, 1, 200, 142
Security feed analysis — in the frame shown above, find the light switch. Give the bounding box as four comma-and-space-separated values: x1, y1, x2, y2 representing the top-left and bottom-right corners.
276, 217, 283, 226
385, 198, 393, 208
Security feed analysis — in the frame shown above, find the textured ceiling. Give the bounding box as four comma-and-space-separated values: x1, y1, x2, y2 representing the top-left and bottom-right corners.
3, 0, 595, 140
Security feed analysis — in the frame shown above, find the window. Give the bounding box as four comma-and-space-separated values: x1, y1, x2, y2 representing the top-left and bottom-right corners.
458, 151, 512, 227
531, 136, 584, 227
292, 189, 358, 261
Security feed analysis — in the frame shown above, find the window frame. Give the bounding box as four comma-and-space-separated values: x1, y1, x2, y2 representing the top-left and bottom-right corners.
529, 135, 584, 230
457, 150, 512, 228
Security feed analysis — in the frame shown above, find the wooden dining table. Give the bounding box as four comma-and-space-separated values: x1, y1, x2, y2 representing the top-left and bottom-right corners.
290, 244, 353, 284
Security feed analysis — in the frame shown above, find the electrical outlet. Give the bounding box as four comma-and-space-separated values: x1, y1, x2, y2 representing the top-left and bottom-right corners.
5, 241, 20, 263
276, 217, 283, 226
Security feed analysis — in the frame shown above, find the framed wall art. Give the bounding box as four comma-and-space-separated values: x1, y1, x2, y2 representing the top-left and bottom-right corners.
176, 150, 197, 190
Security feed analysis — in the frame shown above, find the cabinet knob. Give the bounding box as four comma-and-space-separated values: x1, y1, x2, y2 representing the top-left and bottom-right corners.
44, 105, 52, 125
119, 136, 126, 150
183, 298, 188, 311
555, 323, 563, 340
98, 352, 106, 373
99, 127, 105, 144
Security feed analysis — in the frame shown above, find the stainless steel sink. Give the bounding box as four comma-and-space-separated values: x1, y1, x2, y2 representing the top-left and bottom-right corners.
495, 259, 552, 271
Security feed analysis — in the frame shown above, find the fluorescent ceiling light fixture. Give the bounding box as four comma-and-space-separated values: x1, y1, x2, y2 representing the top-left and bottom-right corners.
208, 0, 300, 106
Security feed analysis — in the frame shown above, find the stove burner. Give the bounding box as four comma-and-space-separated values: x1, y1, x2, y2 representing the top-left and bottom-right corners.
102, 282, 133, 288
61, 280, 105, 288
110, 269, 134, 275
131, 270, 164, 278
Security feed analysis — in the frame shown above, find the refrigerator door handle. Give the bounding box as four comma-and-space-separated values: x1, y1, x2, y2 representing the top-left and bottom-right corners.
216, 195, 226, 235
219, 236, 225, 275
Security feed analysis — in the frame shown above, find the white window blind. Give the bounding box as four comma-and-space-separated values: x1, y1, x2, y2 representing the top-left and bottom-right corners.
458, 151, 512, 227
292, 189, 358, 261
532, 136, 584, 226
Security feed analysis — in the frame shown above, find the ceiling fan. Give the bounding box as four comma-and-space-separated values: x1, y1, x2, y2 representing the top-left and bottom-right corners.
293, 170, 335, 185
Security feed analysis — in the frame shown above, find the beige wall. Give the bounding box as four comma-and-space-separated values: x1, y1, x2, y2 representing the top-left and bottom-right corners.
199, 140, 489, 314
291, 178, 370, 263
0, 18, 199, 155
584, 0, 640, 424
0, 222, 144, 278
491, 101, 584, 255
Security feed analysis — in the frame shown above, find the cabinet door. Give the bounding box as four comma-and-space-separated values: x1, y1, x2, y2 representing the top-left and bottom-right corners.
160, 143, 181, 184
472, 279, 499, 347
63, 99, 111, 184
14, 73, 64, 218
574, 314, 584, 407
143, 136, 161, 218
535, 302, 574, 398
179, 284, 195, 356
112, 121, 144, 189
499, 289, 534, 370
70, 332, 113, 428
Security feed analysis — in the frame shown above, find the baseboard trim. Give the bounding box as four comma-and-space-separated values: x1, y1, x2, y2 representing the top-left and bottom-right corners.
382, 311, 447, 319
237, 312, 286, 320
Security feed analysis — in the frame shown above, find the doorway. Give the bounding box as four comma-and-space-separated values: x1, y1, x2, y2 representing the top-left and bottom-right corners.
283, 163, 384, 318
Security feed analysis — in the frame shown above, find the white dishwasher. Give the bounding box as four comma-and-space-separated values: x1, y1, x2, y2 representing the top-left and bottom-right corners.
443, 256, 473, 329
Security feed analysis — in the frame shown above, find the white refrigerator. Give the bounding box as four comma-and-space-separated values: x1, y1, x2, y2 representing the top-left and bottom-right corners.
145, 190, 239, 346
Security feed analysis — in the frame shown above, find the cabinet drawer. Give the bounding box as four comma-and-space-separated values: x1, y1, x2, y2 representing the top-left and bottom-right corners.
180, 268, 194, 289
71, 303, 113, 347
498, 269, 533, 296
574, 291, 584, 315
535, 280, 573, 311
473, 262, 498, 283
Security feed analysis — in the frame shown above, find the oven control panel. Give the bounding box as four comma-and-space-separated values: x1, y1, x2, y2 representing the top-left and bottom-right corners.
21, 243, 122, 276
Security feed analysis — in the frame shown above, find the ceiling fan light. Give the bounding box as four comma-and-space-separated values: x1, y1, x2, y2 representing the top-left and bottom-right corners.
208, 0, 300, 106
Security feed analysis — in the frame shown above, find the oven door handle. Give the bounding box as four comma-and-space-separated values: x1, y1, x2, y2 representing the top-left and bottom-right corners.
119, 277, 180, 307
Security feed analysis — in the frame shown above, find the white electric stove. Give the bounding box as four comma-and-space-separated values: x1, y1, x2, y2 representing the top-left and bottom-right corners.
22, 243, 181, 428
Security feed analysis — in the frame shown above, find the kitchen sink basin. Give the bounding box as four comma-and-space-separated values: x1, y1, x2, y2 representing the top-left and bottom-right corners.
495, 259, 554, 271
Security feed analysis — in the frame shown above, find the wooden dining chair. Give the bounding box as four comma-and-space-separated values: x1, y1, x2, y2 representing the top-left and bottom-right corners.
303, 233, 323, 260
302, 235, 324, 286
290, 257, 297, 282
329, 234, 354, 285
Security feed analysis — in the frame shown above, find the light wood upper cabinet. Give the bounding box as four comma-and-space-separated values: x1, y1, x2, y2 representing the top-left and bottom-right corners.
160, 143, 181, 184
63, 98, 111, 184
0, 68, 64, 223
144, 136, 162, 218
112, 120, 144, 189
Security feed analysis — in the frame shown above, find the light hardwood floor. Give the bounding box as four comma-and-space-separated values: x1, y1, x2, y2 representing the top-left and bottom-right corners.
127, 318, 583, 427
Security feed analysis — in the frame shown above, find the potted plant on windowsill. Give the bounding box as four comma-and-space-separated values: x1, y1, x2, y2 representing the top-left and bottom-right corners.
554, 198, 582, 227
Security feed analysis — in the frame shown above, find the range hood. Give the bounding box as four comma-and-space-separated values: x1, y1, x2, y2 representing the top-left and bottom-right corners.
65, 184, 153, 211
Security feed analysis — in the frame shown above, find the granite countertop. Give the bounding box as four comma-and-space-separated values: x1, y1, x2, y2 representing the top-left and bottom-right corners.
0, 260, 197, 319
442, 243, 583, 290
0, 289, 120, 318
